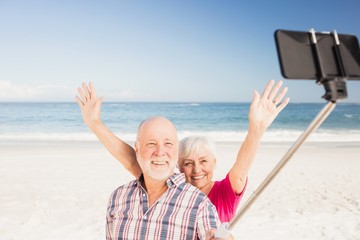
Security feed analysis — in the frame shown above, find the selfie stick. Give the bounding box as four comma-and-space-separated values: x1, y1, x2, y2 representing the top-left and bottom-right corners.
214, 101, 336, 237
217, 29, 353, 235
227, 101, 336, 231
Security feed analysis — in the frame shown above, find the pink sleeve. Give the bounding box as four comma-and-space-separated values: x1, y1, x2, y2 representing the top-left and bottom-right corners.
208, 173, 248, 222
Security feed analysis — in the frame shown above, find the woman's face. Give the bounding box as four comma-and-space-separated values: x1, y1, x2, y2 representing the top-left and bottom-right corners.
178, 145, 216, 191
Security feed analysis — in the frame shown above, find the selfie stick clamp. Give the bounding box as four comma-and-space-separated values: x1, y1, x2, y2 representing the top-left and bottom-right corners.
227, 28, 354, 232
309, 28, 348, 102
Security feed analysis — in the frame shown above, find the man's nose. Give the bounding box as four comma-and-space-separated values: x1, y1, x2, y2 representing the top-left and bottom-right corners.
155, 144, 165, 156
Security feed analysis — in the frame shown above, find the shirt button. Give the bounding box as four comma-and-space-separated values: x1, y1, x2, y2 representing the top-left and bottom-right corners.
144, 216, 147, 220
143, 194, 146, 197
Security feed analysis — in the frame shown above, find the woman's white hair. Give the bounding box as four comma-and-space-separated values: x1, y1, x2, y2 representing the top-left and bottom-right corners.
178, 136, 217, 166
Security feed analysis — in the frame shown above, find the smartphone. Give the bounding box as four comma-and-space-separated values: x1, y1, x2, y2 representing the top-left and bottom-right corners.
274, 29, 360, 80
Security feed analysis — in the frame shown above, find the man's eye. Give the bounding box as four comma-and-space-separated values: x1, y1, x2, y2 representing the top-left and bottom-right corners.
184, 162, 193, 166
165, 142, 173, 146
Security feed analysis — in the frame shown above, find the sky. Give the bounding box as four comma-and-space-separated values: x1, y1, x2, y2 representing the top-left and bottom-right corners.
0, 0, 359, 103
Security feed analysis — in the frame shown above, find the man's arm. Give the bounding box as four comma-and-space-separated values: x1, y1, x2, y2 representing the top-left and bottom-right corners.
228, 80, 290, 194
197, 200, 234, 240
75, 82, 142, 177
196, 198, 220, 240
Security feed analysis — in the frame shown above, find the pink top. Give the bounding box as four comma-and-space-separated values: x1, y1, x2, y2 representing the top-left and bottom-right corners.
207, 173, 247, 223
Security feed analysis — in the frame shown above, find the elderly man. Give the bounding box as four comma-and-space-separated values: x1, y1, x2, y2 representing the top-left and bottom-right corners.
105, 116, 223, 240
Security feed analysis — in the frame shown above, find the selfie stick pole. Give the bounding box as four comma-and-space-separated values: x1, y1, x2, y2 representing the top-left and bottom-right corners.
224, 29, 352, 233
228, 100, 336, 230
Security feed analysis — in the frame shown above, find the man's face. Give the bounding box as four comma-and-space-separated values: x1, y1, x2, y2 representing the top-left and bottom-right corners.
136, 117, 178, 180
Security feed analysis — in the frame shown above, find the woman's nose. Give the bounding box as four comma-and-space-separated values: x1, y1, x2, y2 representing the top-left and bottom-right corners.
192, 163, 201, 173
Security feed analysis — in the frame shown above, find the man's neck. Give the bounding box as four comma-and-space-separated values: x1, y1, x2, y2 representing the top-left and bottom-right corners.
142, 174, 171, 207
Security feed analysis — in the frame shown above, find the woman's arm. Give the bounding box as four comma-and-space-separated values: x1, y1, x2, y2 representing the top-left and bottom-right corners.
75, 82, 142, 177
229, 80, 290, 194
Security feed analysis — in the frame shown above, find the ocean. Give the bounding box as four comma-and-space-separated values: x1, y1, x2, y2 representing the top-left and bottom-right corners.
0, 102, 359, 142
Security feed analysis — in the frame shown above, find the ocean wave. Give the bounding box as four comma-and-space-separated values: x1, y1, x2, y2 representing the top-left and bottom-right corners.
2, 129, 359, 143
179, 130, 360, 142
0, 132, 99, 141
107, 103, 127, 107
175, 103, 200, 107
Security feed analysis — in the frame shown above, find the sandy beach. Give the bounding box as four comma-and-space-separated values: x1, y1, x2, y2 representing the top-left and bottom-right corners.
1, 140, 359, 239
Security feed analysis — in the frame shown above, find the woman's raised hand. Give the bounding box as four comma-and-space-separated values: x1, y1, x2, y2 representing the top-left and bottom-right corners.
248, 80, 290, 134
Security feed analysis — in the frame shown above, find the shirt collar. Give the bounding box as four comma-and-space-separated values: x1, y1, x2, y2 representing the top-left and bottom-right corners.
135, 173, 186, 188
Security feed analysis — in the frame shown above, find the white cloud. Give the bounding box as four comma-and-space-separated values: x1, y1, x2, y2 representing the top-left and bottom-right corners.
110, 89, 135, 99
0, 80, 148, 102
0, 80, 74, 101
105, 89, 152, 101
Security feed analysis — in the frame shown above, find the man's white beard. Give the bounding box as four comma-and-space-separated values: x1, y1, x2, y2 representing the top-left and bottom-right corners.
138, 156, 177, 180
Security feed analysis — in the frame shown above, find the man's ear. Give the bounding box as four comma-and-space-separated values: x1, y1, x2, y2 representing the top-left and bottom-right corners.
134, 142, 139, 155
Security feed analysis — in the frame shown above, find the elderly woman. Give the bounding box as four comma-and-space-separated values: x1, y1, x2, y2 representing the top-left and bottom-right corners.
76, 80, 289, 222
179, 136, 244, 222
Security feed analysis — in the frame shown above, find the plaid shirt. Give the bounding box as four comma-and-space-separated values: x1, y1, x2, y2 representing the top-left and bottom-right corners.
106, 173, 219, 240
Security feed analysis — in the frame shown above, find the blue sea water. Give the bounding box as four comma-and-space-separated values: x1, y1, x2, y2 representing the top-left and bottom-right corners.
0, 102, 359, 142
